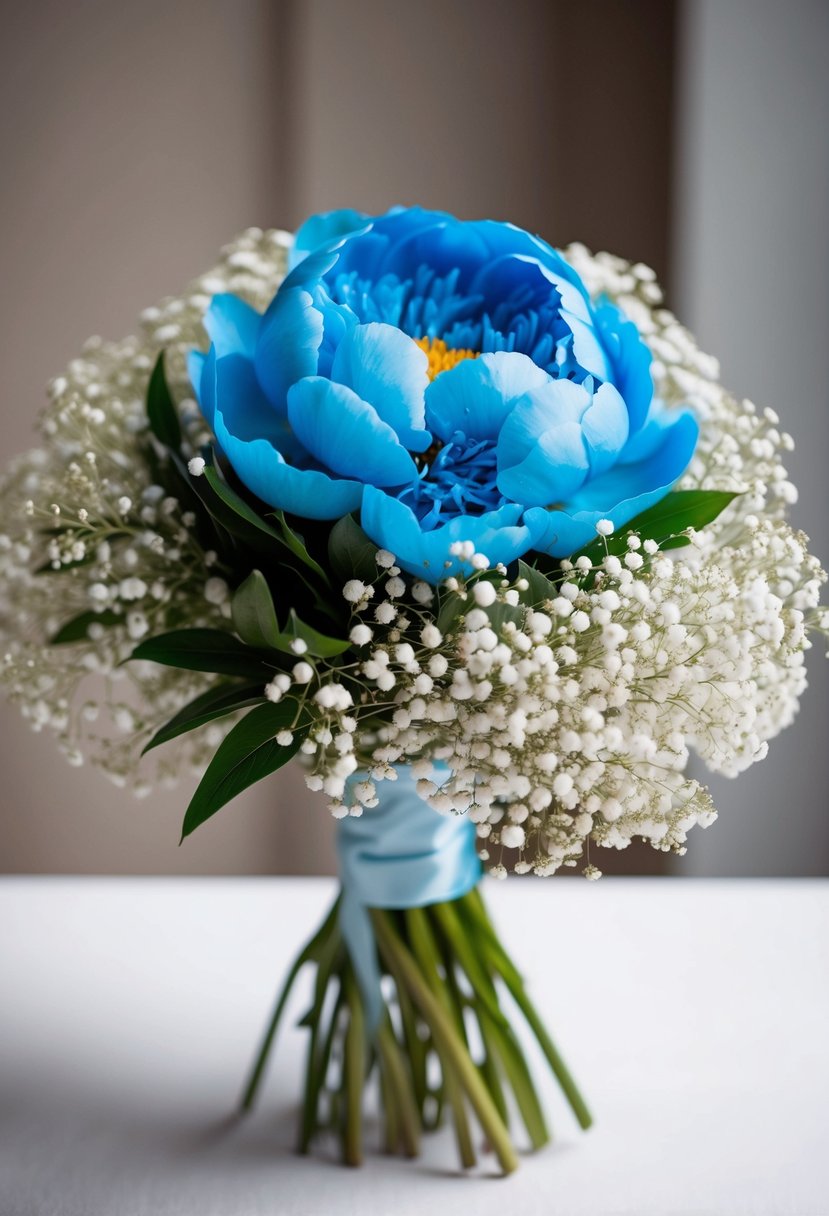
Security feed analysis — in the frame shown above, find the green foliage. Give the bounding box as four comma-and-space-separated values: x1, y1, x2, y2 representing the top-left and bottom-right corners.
436, 590, 466, 636
49, 609, 122, 644
142, 681, 266, 754
516, 560, 558, 607
146, 351, 182, 450
271, 511, 330, 585
574, 490, 738, 567
328, 513, 378, 585
130, 628, 272, 678
231, 571, 283, 650
286, 608, 350, 658
180, 700, 307, 838
201, 456, 284, 548
231, 573, 351, 658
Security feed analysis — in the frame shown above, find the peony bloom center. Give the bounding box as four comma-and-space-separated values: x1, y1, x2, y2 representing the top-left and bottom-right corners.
414, 335, 479, 382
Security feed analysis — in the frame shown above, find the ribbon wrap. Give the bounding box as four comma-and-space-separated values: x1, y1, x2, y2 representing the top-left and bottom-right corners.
336, 765, 481, 1030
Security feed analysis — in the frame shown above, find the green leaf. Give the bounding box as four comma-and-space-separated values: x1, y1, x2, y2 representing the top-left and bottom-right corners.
286, 608, 350, 659
271, 511, 330, 585
437, 591, 466, 636
201, 454, 283, 545
146, 351, 182, 450
142, 681, 266, 754
231, 574, 350, 658
231, 571, 282, 650
130, 628, 271, 678
484, 599, 525, 632
50, 609, 122, 644
181, 701, 307, 839
516, 560, 557, 607
574, 490, 738, 567
328, 513, 378, 584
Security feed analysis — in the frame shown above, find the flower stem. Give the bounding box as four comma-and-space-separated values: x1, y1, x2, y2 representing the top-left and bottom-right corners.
406, 907, 477, 1168
461, 889, 593, 1130
371, 908, 519, 1176
375, 1020, 421, 1157
239, 896, 340, 1112
342, 970, 365, 1166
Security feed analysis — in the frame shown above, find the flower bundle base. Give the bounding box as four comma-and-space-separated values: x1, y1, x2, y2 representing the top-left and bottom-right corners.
241, 887, 591, 1174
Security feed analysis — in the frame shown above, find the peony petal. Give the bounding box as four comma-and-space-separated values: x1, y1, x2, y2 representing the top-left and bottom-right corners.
211, 353, 304, 460
289, 208, 369, 271
593, 301, 653, 434
495, 377, 590, 469
361, 488, 541, 582
581, 382, 630, 476
287, 377, 418, 488
331, 322, 431, 451
255, 287, 324, 414
526, 411, 699, 556
188, 349, 213, 428
497, 421, 589, 506
203, 294, 261, 360
426, 351, 551, 443
211, 357, 362, 521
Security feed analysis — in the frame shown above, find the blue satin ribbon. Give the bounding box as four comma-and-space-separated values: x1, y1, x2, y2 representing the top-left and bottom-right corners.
336, 765, 482, 1030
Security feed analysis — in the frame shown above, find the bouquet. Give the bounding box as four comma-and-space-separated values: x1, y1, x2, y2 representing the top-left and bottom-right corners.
1, 208, 825, 1175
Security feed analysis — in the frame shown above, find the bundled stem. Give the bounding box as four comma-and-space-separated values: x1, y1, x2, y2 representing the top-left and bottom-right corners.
239, 885, 591, 1174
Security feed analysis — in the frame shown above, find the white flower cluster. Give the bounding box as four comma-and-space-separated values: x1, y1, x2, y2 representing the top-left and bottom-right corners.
0, 229, 292, 787
0, 230, 825, 878
291, 514, 825, 876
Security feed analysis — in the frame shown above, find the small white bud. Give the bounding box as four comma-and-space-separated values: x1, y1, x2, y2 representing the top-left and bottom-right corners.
343, 579, 368, 603
472, 580, 497, 607
349, 623, 373, 646
420, 623, 443, 648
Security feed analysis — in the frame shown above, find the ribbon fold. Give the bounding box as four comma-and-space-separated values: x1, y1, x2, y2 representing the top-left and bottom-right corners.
336, 765, 481, 1030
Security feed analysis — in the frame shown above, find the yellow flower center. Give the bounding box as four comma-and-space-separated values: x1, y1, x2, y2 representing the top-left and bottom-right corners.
415, 336, 479, 382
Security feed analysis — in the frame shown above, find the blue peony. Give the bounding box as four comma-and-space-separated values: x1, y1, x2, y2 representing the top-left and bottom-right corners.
189, 207, 698, 581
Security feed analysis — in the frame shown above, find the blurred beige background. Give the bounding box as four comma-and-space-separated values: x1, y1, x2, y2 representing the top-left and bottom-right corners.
1, 0, 826, 876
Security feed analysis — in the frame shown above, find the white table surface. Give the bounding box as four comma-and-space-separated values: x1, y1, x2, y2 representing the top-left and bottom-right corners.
1, 877, 827, 1216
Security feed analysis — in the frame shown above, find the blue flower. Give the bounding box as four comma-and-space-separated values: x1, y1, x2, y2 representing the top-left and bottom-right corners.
190, 207, 698, 581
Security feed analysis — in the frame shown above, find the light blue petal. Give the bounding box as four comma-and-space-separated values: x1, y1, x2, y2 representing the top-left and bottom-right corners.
361, 488, 539, 582
255, 287, 324, 414
289, 208, 369, 271
188, 349, 211, 425
211, 353, 304, 460
526, 411, 699, 557
211, 358, 362, 520
493, 376, 590, 471
331, 322, 431, 452
594, 301, 653, 434
616, 400, 680, 462
562, 309, 612, 383
203, 294, 261, 359
522, 507, 600, 557
569, 411, 698, 508
190, 346, 217, 431
287, 377, 418, 488
581, 382, 630, 476
497, 421, 589, 506
426, 351, 550, 442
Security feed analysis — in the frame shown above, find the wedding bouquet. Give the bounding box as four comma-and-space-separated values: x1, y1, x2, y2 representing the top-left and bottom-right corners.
1, 208, 825, 1175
